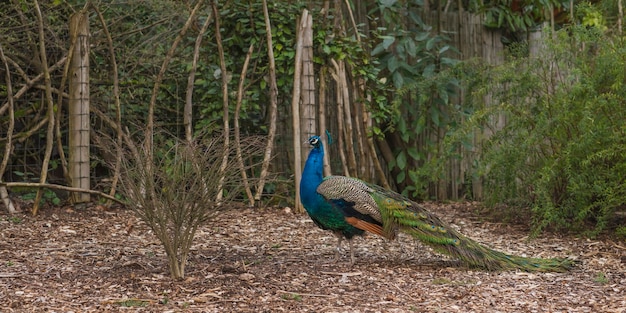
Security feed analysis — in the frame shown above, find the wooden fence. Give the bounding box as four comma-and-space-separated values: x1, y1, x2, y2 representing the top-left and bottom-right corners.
428, 11, 505, 200
277, 11, 513, 203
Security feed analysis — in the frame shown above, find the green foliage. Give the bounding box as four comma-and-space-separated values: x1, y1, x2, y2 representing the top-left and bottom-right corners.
18, 188, 61, 206
616, 226, 626, 239
461, 24, 626, 235
369, 0, 462, 198
118, 299, 149, 307
280, 293, 302, 301
576, 2, 608, 31
474, 0, 563, 32
192, 2, 305, 133
6, 216, 22, 224
593, 272, 608, 284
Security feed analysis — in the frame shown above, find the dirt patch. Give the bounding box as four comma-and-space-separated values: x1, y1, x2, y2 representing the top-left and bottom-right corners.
0, 202, 624, 312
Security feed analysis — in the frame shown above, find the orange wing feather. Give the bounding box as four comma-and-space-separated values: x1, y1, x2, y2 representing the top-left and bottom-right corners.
345, 217, 395, 240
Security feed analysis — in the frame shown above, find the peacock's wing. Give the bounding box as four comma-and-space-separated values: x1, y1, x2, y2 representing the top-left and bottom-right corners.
316, 176, 434, 240
316, 176, 390, 238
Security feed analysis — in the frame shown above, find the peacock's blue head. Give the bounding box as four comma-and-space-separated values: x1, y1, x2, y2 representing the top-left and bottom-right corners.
307, 136, 322, 148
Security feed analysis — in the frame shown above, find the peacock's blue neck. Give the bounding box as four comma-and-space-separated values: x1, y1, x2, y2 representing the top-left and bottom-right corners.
300, 144, 324, 212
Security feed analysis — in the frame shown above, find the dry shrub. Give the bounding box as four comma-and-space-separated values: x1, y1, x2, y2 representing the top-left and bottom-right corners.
114, 133, 261, 279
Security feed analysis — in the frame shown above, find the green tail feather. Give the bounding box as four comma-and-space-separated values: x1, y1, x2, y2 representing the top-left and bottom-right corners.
371, 189, 574, 272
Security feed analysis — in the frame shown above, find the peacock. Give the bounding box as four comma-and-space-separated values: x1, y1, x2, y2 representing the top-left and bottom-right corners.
300, 135, 574, 272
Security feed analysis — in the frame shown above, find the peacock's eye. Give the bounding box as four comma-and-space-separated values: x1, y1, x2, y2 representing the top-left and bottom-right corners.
310, 137, 318, 145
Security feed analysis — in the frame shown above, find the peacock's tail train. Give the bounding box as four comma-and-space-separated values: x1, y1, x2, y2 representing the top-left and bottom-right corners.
381, 199, 575, 272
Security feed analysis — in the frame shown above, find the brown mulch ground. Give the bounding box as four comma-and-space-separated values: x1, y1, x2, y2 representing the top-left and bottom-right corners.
0, 202, 624, 312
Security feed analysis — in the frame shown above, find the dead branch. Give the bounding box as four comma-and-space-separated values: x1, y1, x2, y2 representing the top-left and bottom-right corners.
0, 56, 67, 116
0, 43, 18, 214
342, 0, 360, 44
0, 182, 123, 204
255, 0, 279, 202
32, 0, 57, 216
145, 1, 203, 159
234, 44, 255, 206
93, 5, 124, 201
14, 116, 49, 144
211, 0, 230, 203
91, 108, 140, 161
185, 8, 213, 142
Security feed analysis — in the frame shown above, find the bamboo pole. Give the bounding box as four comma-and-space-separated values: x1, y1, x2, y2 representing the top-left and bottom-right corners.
318, 68, 331, 177
331, 59, 357, 176
291, 10, 307, 213
300, 12, 316, 162
349, 71, 367, 179
330, 65, 349, 177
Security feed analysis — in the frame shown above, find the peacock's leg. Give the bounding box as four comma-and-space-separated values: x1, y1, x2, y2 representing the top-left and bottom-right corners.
332, 232, 343, 263
347, 238, 355, 265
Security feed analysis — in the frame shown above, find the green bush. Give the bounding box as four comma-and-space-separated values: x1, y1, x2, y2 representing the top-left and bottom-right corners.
464, 26, 626, 236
